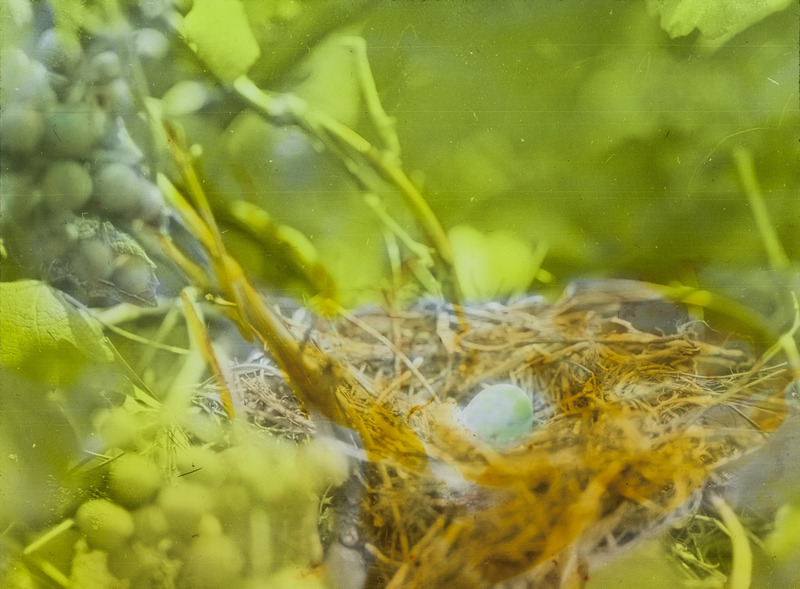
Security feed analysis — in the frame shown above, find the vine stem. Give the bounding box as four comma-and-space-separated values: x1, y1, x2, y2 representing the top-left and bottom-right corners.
733, 147, 789, 272
230, 74, 463, 308
709, 494, 751, 589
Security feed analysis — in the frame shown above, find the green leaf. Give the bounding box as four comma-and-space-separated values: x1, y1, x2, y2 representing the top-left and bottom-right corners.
449, 225, 541, 301
0, 280, 113, 376
181, 0, 261, 82
647, 0, 793, 46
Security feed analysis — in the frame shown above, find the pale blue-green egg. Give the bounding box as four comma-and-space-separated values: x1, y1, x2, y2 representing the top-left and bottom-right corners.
462, 383, 535, 446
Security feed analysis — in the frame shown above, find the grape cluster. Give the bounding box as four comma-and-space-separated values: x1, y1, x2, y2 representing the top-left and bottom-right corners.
2, 3, 359, 588
0, 4, 174, 306
65, 422, 349, 589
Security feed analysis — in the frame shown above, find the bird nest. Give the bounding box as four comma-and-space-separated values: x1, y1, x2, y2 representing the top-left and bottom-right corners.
205, 280, 795, 589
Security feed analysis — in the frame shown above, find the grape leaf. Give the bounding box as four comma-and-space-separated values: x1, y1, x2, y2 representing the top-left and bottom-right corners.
181, 0, 261, 82
0, 280, 113, 374
449, 225, 541, 301
647, 0, 793, 46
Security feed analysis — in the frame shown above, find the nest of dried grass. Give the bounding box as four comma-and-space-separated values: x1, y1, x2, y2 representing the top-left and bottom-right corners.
207, 280, 794, 588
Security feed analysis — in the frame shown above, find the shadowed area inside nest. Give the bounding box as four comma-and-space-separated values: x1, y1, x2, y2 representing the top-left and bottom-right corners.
212, 280, 795, 588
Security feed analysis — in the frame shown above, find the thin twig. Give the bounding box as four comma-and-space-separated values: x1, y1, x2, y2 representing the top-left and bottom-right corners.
339, 306, 438, 402
230, 75, 463, 308
733, 147, 790, 271
710, 494, 752, 589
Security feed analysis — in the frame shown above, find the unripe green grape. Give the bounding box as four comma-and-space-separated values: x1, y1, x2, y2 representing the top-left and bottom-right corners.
195, 513, 223, 537
133, 28, 170, 61
179, 535, 244, 589
219, 446, 263, 486
132, 504, 169, 544
0, 172, 40, 220
105, 543, 142, 583
87, 51, 121, 83
139, 0, 169, 19
160, 80, 211, 116
255, 467, 307, 507
94, 79, 133, 114
138, 181, 165, 225
212, 481, 252, 520
221, 444, 295, 504
69, 544, 124, 589
34, 28, 83, 74
110, 254, 158, 300
75, 498, 135, 551
92, 162, 146, 217
0, 107, 45, 155
24, 212, 80, 269
97, 406, 146, 450
157, 481, 213, 537
71, 237, 115, 281
40, 159, 93, 211
173, 0, 194, 15
175, 446, 225, 487
43, 104, 107, 158
108, 453, 163, 508
0, 48, 57, 106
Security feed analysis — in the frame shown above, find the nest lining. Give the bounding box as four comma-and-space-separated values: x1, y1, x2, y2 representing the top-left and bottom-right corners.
200, 281, 793, 588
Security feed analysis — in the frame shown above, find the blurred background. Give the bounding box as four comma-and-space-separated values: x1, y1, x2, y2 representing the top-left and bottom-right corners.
197, 1, 799, 308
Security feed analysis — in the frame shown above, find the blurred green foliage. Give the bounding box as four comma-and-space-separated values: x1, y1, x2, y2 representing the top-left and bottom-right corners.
358, 2, 798, 282
183, 0, 799, 313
